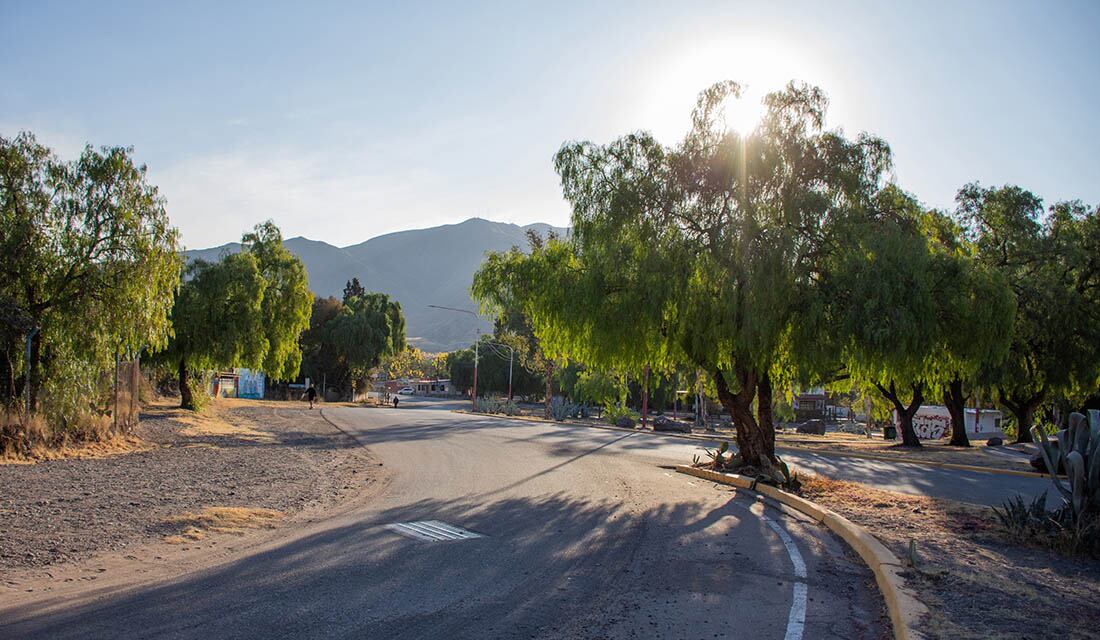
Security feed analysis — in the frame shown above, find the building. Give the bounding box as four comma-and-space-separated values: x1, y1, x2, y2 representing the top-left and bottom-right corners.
895, 405, 1005, 440
793, 388, 828, 421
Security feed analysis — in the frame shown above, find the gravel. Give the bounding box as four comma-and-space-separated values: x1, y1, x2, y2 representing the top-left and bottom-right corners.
0, 400, 372, 571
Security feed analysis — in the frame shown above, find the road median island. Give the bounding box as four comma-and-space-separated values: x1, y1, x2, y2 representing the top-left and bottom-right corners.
0, 398, 376, 576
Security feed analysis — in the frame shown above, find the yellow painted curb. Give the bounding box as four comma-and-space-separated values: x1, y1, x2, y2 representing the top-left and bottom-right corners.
675, 464, 927, 640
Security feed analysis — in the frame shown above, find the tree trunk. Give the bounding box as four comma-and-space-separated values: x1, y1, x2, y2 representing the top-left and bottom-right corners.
714, 365, 775, 469
756, 371, 776, 455
875, 381, 924, 447
27, 329, 42, 412
944, 377, 970, 447
543, 361, 554, 420
1000, 389, 1043, 444
179, 357, 195, 410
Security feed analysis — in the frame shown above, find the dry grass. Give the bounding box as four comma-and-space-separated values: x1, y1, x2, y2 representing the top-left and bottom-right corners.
145, 397, 276, 443
797, 473, 1100, 639
1, 412, 153, 464
162, 506, 285, 544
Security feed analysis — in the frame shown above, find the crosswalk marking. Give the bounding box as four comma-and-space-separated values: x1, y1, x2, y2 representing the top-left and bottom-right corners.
384, 520, 484, 542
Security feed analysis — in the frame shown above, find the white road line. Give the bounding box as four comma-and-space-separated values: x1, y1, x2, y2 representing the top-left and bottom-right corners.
763, 514, 808, 640
384, 521, 483, 542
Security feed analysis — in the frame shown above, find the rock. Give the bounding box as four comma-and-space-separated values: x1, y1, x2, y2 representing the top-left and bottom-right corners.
796, 419, 827, 435
615, 416, 636, 429
985, 436, 1003, 447
652, 415, 691, 433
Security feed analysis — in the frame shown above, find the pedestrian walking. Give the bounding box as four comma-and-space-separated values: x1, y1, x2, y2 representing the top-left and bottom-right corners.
392, 395, 400, 409
306, 384, 317, 409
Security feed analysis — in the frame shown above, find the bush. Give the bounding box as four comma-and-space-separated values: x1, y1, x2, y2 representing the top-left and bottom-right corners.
475, 396, 520, 416
603, 404, 638, 426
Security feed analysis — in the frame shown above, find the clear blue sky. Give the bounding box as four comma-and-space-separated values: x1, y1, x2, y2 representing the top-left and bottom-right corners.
2, 1, 1098, 249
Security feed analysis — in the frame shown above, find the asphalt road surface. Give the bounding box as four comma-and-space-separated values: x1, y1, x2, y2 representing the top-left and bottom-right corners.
1, 401, 887, 640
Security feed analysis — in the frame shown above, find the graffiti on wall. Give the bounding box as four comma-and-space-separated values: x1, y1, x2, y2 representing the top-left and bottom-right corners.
238, 369, 265, 400
912, 413, 949, 440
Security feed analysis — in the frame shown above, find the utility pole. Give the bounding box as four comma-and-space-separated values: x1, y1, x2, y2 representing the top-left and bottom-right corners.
428, 305, 481, 413
641, 364, 650, 429
507, 346, 513, 402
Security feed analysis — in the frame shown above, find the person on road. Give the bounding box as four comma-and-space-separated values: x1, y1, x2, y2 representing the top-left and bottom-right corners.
306, 384, 317, 409
392, 395, 400, 409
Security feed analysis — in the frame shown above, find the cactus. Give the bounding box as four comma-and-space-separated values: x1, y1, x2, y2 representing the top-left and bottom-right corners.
549, 396, 579, 421
1033, 409, 1100, 526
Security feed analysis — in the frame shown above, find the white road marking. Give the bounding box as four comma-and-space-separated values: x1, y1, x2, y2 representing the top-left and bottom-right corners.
384, 520, 483, 542
763, 514, 808, 640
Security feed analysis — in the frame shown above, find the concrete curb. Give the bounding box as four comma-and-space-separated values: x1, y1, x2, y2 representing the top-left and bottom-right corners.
675, 465, 927, 640
456, 410, 1045, 479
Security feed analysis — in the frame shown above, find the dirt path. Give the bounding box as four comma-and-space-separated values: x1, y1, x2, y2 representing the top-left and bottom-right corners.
0, 398, 375, 573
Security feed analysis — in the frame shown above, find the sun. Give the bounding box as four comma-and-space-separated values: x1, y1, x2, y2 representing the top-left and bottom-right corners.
634, 35, 824, 141
721, 88, 766, 135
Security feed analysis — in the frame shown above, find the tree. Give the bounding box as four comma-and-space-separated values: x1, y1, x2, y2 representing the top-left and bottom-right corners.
958, 185, 1100, 442
241, 221, 313, 382
162, 254, 267, 409
300, 296, 349, 394
0, 132, 181, 421
343, 277, 365, 303
326, 292, 406, 389
476, 81, 892, 469
809, 190, 1014, 447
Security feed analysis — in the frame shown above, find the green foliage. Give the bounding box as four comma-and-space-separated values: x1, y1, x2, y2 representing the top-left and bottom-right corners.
958, 185, 1100, 439
602, 403, 639, 426
241, 221, 313, 381
298, 292, 405, 396
326, 292, 406, 381
0, 131, 181, 428
473, 80, 898, 466
166, 254, 267, 373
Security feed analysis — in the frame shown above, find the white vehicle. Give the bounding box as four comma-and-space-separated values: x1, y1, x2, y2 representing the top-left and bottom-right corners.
398, 387, 414, 395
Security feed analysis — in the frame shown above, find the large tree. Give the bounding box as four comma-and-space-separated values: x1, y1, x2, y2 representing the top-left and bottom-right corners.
326, 292, 406, 391
475, 82, 892, 469
957, 185, 1100, 442
812, 192, 1015, 447
0, 132, 181, 420
161, 254, 267, 409
241, 221, 313, 382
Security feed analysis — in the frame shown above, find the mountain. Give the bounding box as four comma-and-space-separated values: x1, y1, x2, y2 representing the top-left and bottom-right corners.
184, 218, 567, 352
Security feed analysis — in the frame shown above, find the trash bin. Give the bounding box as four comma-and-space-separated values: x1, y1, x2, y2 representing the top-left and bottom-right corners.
883, 425, 897, 440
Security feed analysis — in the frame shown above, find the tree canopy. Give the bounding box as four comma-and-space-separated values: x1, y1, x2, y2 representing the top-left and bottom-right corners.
0, 132, 181, 423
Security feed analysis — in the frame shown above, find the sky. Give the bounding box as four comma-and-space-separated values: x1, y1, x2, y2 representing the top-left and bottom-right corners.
2, 1, 1098, 250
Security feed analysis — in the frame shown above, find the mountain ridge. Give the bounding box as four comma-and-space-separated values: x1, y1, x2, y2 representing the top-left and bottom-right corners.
183, 218, 568, 352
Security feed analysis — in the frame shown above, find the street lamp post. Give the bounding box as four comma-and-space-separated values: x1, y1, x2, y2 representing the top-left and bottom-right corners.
428, 305, 481, 413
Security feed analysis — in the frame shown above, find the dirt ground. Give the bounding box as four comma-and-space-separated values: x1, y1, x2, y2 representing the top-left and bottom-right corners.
0, 398, 373, 572
798, 473, 1100, 640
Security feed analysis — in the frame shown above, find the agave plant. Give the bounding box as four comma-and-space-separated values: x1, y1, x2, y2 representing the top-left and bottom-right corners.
1033, 410, 1100, 525
549, 396, 579, 421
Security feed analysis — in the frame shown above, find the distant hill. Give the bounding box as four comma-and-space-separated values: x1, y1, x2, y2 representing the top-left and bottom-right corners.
184, 218, 568, 352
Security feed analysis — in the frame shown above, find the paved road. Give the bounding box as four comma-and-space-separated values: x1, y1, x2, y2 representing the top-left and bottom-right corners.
1, 403, 886, 640
402, 396, 1056, 508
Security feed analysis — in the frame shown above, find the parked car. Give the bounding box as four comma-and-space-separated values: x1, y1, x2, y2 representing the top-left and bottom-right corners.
398, 387, 414, 395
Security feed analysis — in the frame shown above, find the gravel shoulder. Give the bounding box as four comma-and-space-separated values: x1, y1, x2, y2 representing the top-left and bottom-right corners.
798, 474, 1100, 640
0, 398, 375, 573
